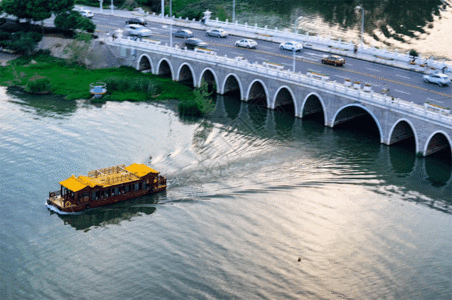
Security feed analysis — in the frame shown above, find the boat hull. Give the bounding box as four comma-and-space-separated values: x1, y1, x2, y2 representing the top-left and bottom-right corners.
47, 185, 166, 213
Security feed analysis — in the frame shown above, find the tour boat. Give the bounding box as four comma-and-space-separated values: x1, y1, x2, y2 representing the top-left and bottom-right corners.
47, 163, 167, 213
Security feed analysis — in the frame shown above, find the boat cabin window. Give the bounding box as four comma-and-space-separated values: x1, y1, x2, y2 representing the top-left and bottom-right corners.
134, 183, 139, 191
125, 185, 130, 193
143, 181, 147, 189
114, 187, 119, 195
62, 187, 68, 196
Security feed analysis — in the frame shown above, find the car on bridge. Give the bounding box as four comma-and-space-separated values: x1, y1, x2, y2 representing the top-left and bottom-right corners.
73, 7, 93, 18
423, 73, 451, 87
173, 29, 193, 38
235, 39, 257, 49
279, 41, 303, 52
321, 55, 345, 66
125, 18, 147, 26
183, 38, 209, 50
206, 28, 228, 38
124, 25, 152, 37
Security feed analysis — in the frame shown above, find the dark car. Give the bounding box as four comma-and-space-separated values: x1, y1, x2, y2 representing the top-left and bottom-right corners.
125, 18, 147, 26
173, 29, 194, 38
321, 55, 345, 66
183, 38, 208, 50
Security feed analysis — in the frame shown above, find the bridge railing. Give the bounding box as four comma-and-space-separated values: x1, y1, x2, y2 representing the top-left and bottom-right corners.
110, 38, 452, 127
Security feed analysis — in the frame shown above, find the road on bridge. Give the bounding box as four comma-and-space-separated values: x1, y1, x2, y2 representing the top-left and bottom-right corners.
63, 12, 452, 109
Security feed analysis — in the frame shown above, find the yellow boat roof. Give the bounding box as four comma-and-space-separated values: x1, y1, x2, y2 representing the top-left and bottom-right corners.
125, 163, 159, 177
59, 163, 159, 192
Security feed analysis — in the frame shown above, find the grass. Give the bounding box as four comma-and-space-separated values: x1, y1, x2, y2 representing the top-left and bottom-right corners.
0, 53, 202, 106
0, 53, 215, 116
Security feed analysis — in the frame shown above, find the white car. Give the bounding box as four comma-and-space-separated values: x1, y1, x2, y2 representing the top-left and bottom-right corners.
79, 10, 93, 18
235, 39, 257, 49
206, 28, 228, 38
423, 73, 451, 87
279, 41, 303, 51
124, 24, 152, 37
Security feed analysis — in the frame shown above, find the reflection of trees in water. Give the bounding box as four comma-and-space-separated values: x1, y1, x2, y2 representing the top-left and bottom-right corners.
246, 0, 444, 41
7, 87, 78, 118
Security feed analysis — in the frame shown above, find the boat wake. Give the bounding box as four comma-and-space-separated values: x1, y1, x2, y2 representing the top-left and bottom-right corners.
45, 202, 84, 215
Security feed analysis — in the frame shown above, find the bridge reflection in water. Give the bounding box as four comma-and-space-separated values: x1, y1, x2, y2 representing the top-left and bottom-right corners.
209, 94, 452, 186
127, 47, 452, 162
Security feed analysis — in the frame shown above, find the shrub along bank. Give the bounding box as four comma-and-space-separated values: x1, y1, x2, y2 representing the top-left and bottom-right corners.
0, 52, 213, 116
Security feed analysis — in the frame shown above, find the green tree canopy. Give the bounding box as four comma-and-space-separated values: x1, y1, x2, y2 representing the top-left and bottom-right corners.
54, 11, 96, 33
1, 0, 75, 22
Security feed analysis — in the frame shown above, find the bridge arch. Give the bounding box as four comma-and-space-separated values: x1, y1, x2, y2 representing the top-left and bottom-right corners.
177, 63, 196, 87
199, 68, 219, 93
273, 86, 297, 116
136, 54, 153, 73
423, 130, 452, 157
300, 92, 326, 124
387, 119, 418, 152
246, 79, 269, 107
222, 73, 244, 100
332, 104, 384, 143
157, 58, 174, 79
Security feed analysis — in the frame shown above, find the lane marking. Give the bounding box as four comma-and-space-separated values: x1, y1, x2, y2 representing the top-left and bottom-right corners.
305, 52, 324, 57
297, 56, 317, 62
394, 89, 410, 95
366, 67, 380, 72
396, 74, 411, 79
427, 98, 444, 103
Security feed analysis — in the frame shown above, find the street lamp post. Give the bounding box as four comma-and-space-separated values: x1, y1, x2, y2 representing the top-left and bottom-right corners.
161, 0, 164, 18
111, 0, 114, 15
169, 0, 172, 47
355, 6, 364, 47
294, 16, 302, 33
232, 0, 236, 23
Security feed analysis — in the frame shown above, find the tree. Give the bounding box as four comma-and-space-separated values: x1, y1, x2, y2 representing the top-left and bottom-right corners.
0, 0, 74, 22
4, 31, 42, 54
54, 11, 96, 33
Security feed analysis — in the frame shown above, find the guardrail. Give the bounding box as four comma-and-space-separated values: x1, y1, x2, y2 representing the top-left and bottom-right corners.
110, 37, 452, 128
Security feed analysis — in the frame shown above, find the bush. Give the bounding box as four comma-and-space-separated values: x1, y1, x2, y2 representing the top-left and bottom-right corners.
409, 49, 419, 57
25, 74, 52, 94
4, 31, 42, 54
103, 76, 162, 95
178, 82, 214, 116
178, 99, 203, 117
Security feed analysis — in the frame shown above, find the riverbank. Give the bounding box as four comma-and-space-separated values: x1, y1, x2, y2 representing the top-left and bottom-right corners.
0, 52, 212, 115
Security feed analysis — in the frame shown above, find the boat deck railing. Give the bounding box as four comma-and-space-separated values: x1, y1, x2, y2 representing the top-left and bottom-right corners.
49, 190, 61, 198
88, 164, 127, 178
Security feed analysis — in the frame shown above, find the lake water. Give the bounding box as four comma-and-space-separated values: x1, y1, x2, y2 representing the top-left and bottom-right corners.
238, 0, 452, 62
1, 86, 451, 299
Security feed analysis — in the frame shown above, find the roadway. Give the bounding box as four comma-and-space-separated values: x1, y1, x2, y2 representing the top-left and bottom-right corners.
52, 12, 452, 108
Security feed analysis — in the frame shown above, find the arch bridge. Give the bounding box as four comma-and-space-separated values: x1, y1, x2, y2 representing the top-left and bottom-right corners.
109, 38, 452, 159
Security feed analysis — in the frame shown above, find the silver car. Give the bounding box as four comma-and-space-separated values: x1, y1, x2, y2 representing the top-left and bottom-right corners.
235, 39, 257, 49
79, 9, 93, 18
206, 28, 228, 38
423, 73, 451, 87
124, 24, 152, 37
173, 29, 193, 38
279, 41, 303, 51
